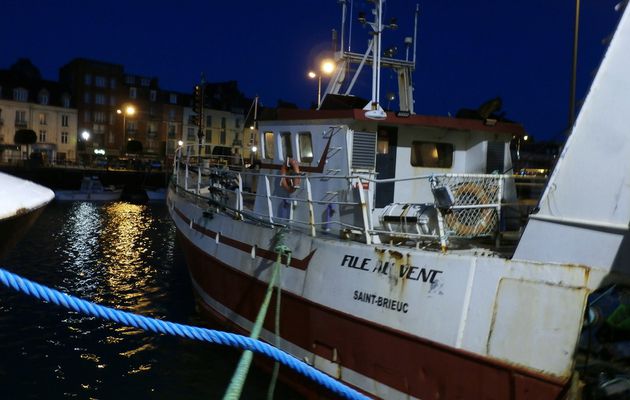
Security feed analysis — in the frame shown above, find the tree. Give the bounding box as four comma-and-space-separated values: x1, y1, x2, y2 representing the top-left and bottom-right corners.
126, 140, 143, 154
14, 129, 37, 159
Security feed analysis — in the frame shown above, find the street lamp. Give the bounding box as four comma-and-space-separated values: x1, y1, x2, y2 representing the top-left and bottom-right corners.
117, 105, 136, 155
517, 134, 529, 161
308, 59, 336, 108
81, 130, 91, 166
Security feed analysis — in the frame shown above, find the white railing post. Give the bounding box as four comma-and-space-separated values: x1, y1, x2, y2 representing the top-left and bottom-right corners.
306, 177, 316, 237
356, 178, 372, 245
236, 173, 243, 212
264, 175, 274, 224
184, 163, 189, 191
197, 163, 201, 194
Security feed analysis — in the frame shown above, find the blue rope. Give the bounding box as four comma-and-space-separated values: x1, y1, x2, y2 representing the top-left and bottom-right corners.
0, 267, 369, 400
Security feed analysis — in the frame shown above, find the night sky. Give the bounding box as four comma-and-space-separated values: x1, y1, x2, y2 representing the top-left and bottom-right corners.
1, 0, 623, 141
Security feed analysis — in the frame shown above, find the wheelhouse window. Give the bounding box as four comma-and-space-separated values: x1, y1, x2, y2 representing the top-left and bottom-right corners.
280, 132, 293, 160
298, 132, 313, 163
264, 131, 274, 160
411, 141, 453, 168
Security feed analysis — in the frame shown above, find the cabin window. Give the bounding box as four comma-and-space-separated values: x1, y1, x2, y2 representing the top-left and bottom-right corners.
281, 132, 293, 160
411, 141, 453, 168
264, 131, 275, 159
377, 136, 389, 154
298, 132, 313, 163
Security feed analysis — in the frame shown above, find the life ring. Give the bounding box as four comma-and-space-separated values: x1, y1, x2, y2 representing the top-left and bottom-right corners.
445, 182, 495, 236
280, 158, 301, 193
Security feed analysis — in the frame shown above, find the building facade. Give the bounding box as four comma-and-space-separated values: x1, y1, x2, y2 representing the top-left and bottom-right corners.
0, 60, 78, 163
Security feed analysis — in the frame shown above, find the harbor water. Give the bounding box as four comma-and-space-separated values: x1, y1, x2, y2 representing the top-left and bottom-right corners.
0, 201, 302, 399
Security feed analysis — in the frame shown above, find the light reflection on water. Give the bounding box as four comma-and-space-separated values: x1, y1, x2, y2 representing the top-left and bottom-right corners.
0, 201, 301, 399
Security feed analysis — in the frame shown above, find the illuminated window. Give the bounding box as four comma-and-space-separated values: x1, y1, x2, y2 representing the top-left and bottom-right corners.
377, 137, 389, 154
411, 141, 453, 168
298, 132, 313, 163
264, 131, 275, 160
280, 132, 293, 159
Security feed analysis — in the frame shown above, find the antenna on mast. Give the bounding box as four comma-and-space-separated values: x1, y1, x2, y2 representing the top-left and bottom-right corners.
363, 0, 387, 120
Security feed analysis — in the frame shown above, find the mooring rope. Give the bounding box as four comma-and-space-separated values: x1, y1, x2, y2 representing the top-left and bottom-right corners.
223, 240, 288, 400
0, 267, 369, 400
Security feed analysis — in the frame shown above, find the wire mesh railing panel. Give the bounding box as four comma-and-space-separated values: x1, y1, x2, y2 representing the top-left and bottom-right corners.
432, 175, 504, 238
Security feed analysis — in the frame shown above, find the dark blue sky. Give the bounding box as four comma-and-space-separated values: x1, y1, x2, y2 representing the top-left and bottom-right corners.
1, 0, 623, 141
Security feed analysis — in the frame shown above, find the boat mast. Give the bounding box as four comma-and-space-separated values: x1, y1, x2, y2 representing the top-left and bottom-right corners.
324, 1, 418, 115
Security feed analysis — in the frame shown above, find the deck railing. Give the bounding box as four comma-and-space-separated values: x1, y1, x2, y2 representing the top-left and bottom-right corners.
172, 153, 507, 248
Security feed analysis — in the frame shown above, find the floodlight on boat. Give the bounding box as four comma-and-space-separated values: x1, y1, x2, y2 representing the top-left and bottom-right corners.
320, 60, 335, 75
364, 102, 387, 120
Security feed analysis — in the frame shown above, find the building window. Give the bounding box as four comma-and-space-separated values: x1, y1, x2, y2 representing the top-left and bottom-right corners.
108, 132, 115, 144
110, 96, 116, 106
38, 90, 49, 105
169, 93, 177, 104
220, 130, 226, 145
205, 129, 212, 143
280, 132, 293, 159
95, 76, 106, 87
39, 130, 47, 142
150, 90, 157, 101
95, 93, 106, 105
235, 118, 240, 128
94, 111, 106, 123
298, 132, 313, 163
410, 141, 453, 168
13, 88, 28, 102
84, 92, 91, 104
61, 115, 69, 127
264, 131, 274, 160
187, 127, 196, 141
15, 110, 26, 124
62, 95, 71, 108
141, 78, 150, 87
110, 78, 117, 89
125, 75, 135, 84
84, 74, 92, 85
84, 110, 91, 122
127, 121, 137, 134
168, 109, 176, 121
206, 115, 212, 127
61, 131, 68, 144
39, 113, 47, 125
129, 87, 137, 99
168, 124, 176, 139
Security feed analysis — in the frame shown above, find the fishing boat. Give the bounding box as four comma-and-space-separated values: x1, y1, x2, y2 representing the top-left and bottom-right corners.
168, 2, 630, 399
55, 176, 122, 202
144, 187, 167, 202
0, 172, 54, 258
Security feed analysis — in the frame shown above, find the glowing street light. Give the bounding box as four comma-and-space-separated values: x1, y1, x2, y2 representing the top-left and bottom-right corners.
308, 59, 336, 109
117, 105, 136, 155
81, 130, 90, 141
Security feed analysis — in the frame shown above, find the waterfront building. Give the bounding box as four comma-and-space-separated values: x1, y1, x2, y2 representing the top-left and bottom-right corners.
0, 59, 78, 164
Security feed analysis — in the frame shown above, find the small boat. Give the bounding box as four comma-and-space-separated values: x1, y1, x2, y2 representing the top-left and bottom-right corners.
0, 172, 54, 257
55, 176, 122, 201
168, 2, 630, 399
144, 187, 166, 202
